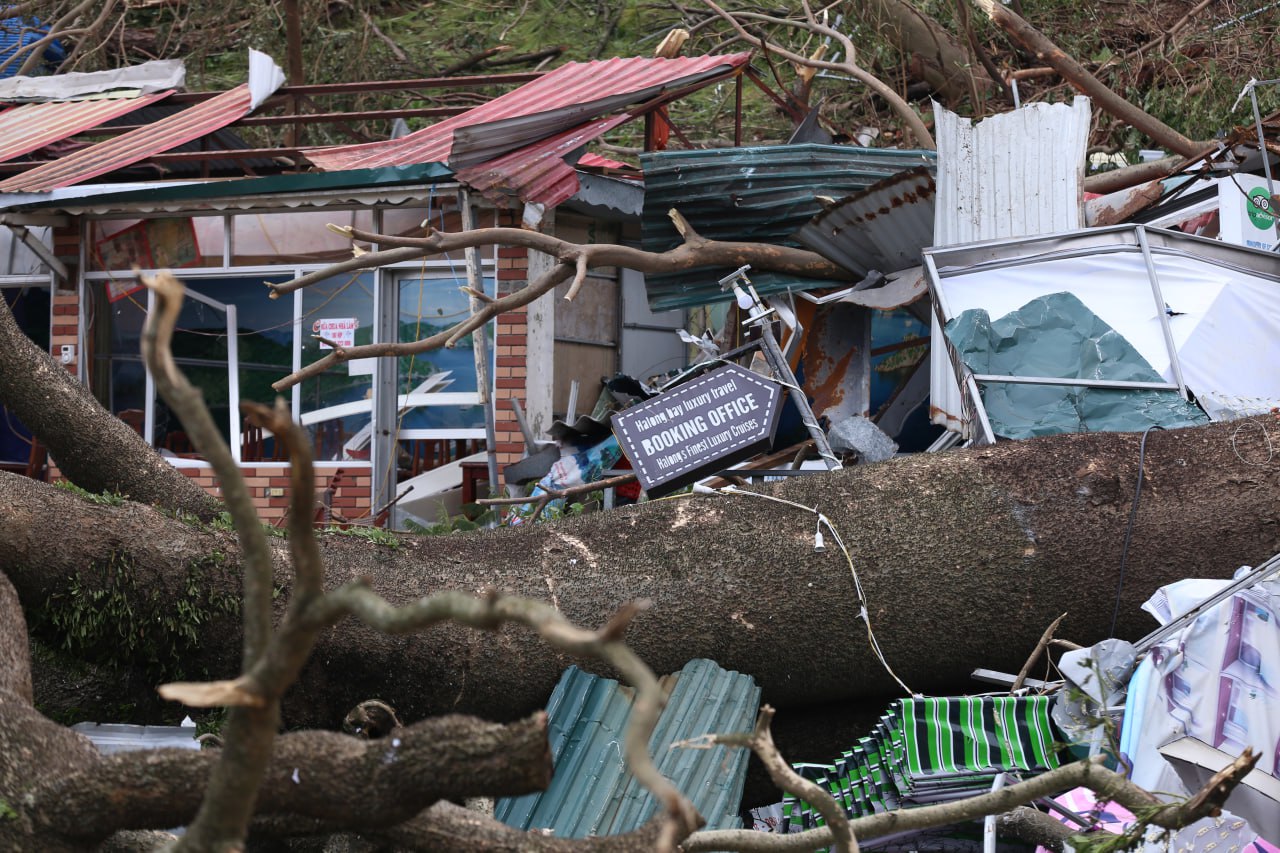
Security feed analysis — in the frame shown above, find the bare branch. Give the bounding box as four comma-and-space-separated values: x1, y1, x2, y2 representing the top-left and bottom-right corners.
970, 0, 1207, 157
683, 749, 1260, 852
680, 705, 857, 853
700, 0, 936, 149
1011, 611, 1067, 692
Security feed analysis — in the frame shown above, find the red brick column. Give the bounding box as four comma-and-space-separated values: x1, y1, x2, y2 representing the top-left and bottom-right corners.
492, 233, 530, 475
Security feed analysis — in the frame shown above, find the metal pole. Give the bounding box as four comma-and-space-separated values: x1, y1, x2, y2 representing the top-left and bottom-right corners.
460, 190, 500, 495
1247, 82, 1280, 246
721, 266, 841, 470
1134, 226, 1189, 399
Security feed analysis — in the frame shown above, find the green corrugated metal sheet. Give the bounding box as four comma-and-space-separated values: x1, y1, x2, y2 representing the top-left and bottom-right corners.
494, 658, 759, 836
5, 162, 456, 211
641, 144, 937, 311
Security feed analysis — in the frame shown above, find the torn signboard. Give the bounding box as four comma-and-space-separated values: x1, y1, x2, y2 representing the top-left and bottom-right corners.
611, 363, 782, 497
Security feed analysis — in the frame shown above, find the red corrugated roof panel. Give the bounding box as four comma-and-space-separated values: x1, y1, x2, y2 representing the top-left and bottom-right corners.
0, 84, 257, 192
0, 92, 173, 164
303, 53, 750, 173
456, 114, 629, 209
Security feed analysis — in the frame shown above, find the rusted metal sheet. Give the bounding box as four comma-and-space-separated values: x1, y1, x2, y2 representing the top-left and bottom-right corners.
0, 84, 266, 192
1085, 179, 1166, 226
0, 92, 172, 164
795, 167, 935, 277
799, 302, 872, 423
303, 54, 750, 174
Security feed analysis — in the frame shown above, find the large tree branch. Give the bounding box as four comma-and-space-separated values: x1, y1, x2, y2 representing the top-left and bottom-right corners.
0, 281, 220, 520
29, 712, 552, 843
268, 212, 850, 390
970, 0, 1207, 157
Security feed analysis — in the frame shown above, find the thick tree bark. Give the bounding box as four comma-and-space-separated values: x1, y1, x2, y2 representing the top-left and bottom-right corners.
857, 0, 994, 104
0, 295, 221, 521
5, 419, 1278, 732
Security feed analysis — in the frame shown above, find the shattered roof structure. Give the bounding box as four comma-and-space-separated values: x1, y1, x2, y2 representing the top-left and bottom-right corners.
302, 54, 750, 209
0, 50, 285, 192
640, 143, 936, 310
0, 92, 173, 164
794, 166, 936, 279
495, 659, 759, 836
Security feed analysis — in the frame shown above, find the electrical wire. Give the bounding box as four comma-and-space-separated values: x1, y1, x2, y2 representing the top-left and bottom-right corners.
715, 484, 917, 696
1108, 425, 1164, 638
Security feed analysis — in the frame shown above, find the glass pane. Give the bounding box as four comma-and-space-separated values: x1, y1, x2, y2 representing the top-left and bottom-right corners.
300, 271, 376, 462
91, 276, 292, 459
232, 210, 374, 266
91, 281, 147, 428
395, 273, 490, 477
173, 278, 291, 457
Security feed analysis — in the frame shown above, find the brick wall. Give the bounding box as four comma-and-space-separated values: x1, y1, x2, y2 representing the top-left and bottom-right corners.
51, 224, 80, 375
48, 462, 373, 525
177, 464, 372, 524
492, 212, 530, 475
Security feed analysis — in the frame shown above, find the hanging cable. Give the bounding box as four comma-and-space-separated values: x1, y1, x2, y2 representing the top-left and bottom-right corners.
1108, 425, 1164, 638
715, 484, 917, 696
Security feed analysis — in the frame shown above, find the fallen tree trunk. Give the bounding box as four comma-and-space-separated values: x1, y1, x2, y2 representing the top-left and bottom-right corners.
6, 419, 1278, 729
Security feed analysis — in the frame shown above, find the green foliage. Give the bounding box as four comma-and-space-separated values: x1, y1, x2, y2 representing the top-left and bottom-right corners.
402, 502, 498, 534
0, 798, 16, 820
53, 480, 127, 506
321, 525, 400, 547
194, 707, 230, 739
37, 551, 240, 681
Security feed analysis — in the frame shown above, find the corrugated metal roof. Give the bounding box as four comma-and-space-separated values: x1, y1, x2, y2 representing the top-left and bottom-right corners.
0, 82, 274, 192
495, 658, 759, 836
456, 114, 629, 210
928, 97, 1091, 436
304, 54, 750, 174
640, 144, 937, 311
0, 92, 172, 163
5, 163, 456, 215
794, 166, 936, 277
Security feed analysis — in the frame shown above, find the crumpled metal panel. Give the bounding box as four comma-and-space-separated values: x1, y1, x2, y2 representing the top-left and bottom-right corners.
640, 144, 936, 311
794, 166, 935, 277
303, 54, 750, 174
0, 91, 172, 164
455, 114, 629, 210
928, 97, 1091, 437
494, 658, 759, 836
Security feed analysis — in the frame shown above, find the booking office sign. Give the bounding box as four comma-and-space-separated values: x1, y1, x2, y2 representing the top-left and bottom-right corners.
612, 364, 783, 497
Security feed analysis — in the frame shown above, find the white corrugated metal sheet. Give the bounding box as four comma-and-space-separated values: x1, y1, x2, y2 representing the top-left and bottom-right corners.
929, 97, 1092, 436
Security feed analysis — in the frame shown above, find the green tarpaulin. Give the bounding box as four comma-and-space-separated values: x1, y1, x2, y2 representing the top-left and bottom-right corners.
944, 292, 1208, 440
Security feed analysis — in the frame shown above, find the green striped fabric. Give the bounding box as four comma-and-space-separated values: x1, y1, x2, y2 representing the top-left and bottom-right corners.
781, 696, 1063, 835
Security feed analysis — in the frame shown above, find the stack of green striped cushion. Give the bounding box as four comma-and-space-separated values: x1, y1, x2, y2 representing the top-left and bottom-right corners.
778, 696, 1063, 835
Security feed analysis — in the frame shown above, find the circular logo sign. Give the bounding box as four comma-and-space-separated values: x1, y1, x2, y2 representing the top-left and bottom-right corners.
1247, 187, 1275, 230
